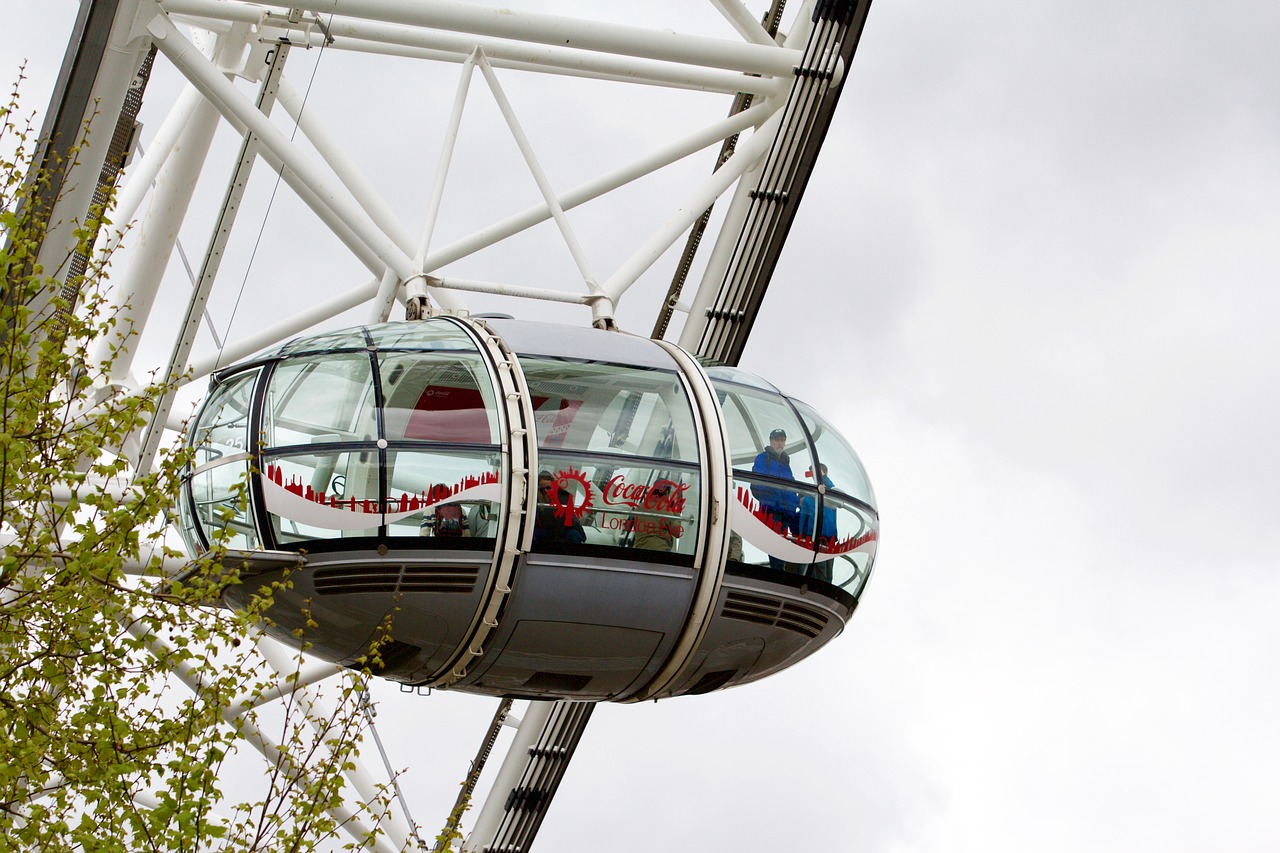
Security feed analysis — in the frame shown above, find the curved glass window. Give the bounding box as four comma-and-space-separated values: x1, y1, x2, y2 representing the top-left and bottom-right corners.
188, 459, 259, 551
272, 326, 370, 357
714, 380, 813, 481
263, 449, 381, 543
816, 493, 877, 596
791, 400, 876, 507
181, 320, 507, 554
265, 354, 378, 448
260, 446, 501, 543
176, 320, 876, 597
191, 370, 255, 462
704, 364, 780, 394
714, 377, 813, 572
713, 376, 877, 593
183, 370, 259, 552
380, 351, 500, 446
521, 358, 699, 463
534, 451, 700, 560
257, 326, 502, 547
384, 447, 501, 539
367, 322, 476, 351
521, 357, 700, 559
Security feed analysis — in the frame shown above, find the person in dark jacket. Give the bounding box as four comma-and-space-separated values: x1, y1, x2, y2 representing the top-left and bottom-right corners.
533, 470, 586, 544
752, 428, 798, 569
798, 463, 837, 583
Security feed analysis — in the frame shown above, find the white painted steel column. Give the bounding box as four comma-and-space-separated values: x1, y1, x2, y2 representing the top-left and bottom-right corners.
414, 50, 476, 267
462, 700, 554, 852
276, 78, 415, 259
274, 17, 782, 95
677, 136, 780, 349
166, 0, 781, 93
367, 49, 479, 322
92, 83, 204, 260
186, 276, 381, 380
367, 267, 403, 324
89, 95, 221, 383
33, 0, 151, 296
674, 5, 842, 354
429, 276, 587, 305
710, 0, 780, 46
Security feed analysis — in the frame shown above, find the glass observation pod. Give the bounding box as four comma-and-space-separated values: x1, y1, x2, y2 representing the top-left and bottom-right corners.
177, 317, 878, 701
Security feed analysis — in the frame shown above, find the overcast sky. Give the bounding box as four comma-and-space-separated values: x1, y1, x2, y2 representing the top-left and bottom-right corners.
5, 2, 1279, 851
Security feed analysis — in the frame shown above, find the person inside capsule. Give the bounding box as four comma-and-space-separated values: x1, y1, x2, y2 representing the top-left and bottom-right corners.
799, 463, 837, 582
631, 478, 681, 552
533, 470, 587, 545
752, 428, 799, 569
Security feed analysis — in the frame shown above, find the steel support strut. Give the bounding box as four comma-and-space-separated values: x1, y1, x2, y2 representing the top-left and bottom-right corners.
13, 0, 153, 328
461, 700, 595, 853
680, 0, 874, 365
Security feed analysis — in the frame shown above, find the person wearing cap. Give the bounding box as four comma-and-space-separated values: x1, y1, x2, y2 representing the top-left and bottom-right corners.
752, 428, 799, 568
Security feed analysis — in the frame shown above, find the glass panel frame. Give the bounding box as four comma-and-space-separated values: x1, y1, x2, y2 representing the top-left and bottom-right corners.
816, 494, 878, 593
384, 447, 503, 539
263, 354, 379, 449
366, 320, 477, 351
713, 380, 814, 483
533, 451, 700, 559
272, 326, 370, 357
792, 399, 876, 508
728, 473, 816, 575
262, 450, 382, 545
187, 459, 259, 551
521, 358, 700, 466
190, 370, 257, 462
379, 351, 500, 446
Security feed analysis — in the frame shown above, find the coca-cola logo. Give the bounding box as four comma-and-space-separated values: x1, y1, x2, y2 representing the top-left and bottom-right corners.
542, 470, 688, 517
599, 476, 688, 514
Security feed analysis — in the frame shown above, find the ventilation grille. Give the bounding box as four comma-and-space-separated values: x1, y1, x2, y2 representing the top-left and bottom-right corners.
723, 591, 829, 639
401, 565, 479, 593
314, 564, 478, 595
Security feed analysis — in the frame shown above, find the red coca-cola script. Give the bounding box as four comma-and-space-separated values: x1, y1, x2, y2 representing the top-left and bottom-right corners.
599, 476, 688, 514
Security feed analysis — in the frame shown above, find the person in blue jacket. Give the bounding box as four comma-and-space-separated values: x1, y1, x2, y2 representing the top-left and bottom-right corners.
752, 428, 799, 569
798, 463, 837, 583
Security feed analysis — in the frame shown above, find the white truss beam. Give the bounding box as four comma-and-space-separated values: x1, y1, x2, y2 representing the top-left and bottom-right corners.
161, 0, 807, 76
148, 14, 417, 277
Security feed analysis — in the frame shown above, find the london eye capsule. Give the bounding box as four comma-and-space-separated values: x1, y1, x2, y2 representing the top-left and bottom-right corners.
176, 317, 878, 701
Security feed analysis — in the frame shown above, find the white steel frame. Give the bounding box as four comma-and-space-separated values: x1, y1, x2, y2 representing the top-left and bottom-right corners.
26, 1, 861, 849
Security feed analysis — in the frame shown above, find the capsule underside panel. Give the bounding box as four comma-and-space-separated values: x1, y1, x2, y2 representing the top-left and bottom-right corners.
664, 574, 854, 698
222, 547, 496, 680
453, 553, 695, 700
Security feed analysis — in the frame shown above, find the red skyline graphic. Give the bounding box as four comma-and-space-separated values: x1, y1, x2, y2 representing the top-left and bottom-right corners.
735, 486, 878, 556
264, 463, 499, 514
